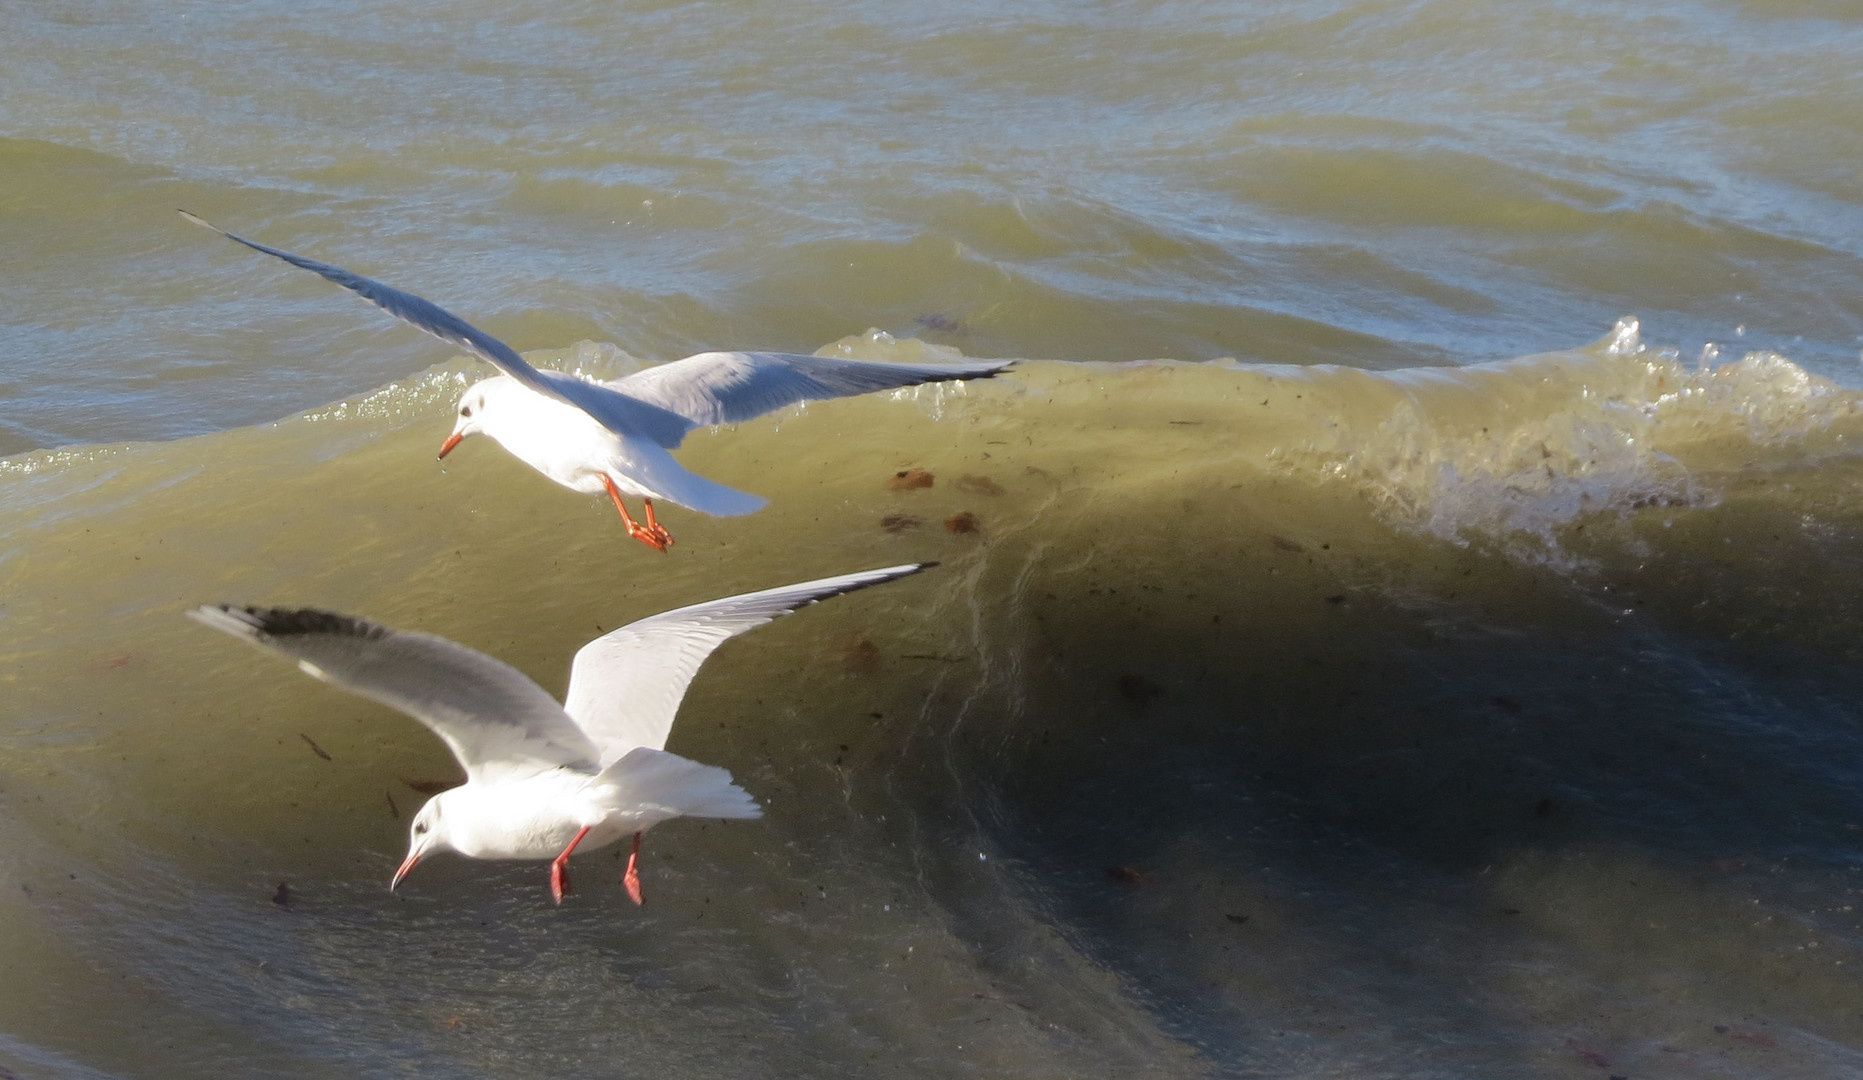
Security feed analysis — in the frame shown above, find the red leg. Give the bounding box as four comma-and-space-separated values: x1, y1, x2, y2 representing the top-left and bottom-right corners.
550, 825, 592, 905
600, 476, 671, 553
623, 831, 644, 906
640, 499, 674, 550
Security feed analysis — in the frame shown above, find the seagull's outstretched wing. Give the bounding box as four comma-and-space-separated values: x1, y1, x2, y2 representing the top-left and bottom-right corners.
563, 564, 933, 764
179, 212, 691, 448
190, 606, 601, 784
610, 351, 1013, 446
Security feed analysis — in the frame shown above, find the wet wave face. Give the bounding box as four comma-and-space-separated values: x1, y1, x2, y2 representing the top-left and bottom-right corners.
6, 328, 1863, 1077
8, 0, 1863, 1077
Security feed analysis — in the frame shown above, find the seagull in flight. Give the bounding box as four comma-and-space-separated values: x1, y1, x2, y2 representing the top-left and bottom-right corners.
182, 212, 1010, 550
189, 563, 931, 904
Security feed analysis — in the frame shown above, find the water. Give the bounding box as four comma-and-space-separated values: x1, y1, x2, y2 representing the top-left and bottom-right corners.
6, 1, 1863, 1076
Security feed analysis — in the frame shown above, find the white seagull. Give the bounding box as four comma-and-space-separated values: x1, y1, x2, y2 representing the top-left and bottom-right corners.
181, 212, 1011, 551
189, 563, 931, 904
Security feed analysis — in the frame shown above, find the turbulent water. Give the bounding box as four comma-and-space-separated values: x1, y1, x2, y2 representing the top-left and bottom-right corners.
8, 2, 1863, 1077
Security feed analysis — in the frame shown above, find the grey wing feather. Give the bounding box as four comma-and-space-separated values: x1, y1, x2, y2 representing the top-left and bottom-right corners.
610, 351, 1013, 444
562, 564, 933, 764
179, 212, 691, 448
189, 605, 601, 783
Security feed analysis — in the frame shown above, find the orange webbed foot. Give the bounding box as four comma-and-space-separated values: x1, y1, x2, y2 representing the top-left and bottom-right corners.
623, 832, 644, 906
603, 479, 675, 553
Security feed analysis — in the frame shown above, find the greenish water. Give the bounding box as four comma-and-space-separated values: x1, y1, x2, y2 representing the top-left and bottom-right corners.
6, 2, 1863, 1077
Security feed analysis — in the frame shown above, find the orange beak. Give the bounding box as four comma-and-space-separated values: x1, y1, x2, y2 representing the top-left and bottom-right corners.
391, 854, 420, 891
437, 433, 463, 460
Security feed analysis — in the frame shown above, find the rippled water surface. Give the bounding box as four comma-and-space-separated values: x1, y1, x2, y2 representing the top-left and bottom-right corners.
7, 1, 1863, 1077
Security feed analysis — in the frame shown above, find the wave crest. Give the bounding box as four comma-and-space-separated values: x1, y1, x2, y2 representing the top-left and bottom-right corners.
1282, 318, 1860, 558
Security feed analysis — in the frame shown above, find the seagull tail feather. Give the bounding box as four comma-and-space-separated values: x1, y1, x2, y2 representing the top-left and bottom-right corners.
596, 747, 762, 821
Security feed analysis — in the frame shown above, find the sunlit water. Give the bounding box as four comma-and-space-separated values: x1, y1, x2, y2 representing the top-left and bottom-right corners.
6, 1, 1863, 1077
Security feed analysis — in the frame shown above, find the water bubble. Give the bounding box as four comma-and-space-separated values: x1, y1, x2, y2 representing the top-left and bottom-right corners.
1606, 317, 1642, 355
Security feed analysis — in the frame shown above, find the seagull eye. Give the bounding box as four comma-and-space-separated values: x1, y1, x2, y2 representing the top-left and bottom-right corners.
414, 822, 429, 835
460, 405, 473, 418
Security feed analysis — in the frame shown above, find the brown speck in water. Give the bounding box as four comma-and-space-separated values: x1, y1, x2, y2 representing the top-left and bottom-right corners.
299, 734, 332, 762
1269, 535, 1305, 553
889, 469, 934, 491
444, 1016, 463, 1031
1565, 1039, 1610, 1068
1107, 866, 1146, 885
1324, 595, 1347, 605
844, 639, 883, 674
953, 474, 1004, 497
272, 882, 292, 908
1225, 913, 1250, 924
945, 511, 980, 534
1117, 673, 1162, 705
1728, 1028, 1776, 1048
880, 513, 923, 534
915, 313, 961, 332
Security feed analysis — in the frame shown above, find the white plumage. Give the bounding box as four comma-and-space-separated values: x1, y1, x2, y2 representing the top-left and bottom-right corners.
182, 211, 1011, 549
189, 563, 932, 904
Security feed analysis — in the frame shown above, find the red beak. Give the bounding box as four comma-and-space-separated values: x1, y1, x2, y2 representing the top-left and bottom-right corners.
391, 854, 420, 890
437, 433, 463, 460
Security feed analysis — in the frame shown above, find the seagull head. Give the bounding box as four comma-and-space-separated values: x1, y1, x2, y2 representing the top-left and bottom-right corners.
438, 383, 494, 460
393, 796, 453, 890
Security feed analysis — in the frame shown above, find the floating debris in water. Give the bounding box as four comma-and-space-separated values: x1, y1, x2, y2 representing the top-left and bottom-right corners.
945, 511, 980, 534
880, 513, 923, 533
844, 639, 883, 673
1564, 1039, 1609, 1068
1117, 673, 1162, 705
888, 469, 934, 491
953, 474, 1003, 497
272, 882, 291, 908
1106, 866, 1146, 885
298, 734, 332, 762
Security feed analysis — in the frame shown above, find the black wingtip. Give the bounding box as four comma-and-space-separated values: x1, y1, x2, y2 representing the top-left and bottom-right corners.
919, 361, 1013, 386
251, 607, 391, 640
192, 604, 389, 641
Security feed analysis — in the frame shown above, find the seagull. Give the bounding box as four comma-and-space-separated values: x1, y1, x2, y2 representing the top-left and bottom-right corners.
188, 563, 931, 905
181, 212, 1011, 551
